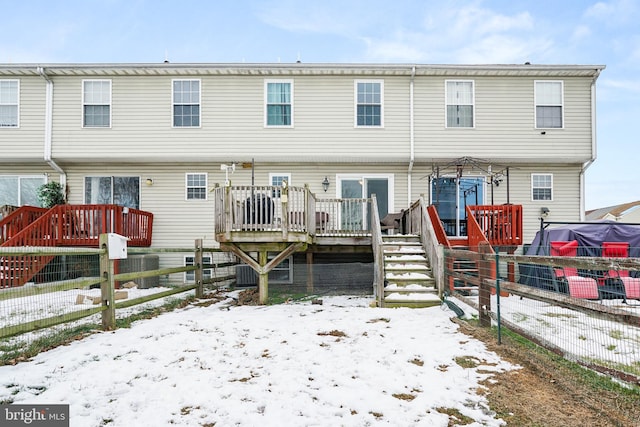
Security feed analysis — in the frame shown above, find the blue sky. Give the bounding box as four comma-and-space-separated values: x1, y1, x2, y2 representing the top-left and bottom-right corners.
3, 0, 639, 210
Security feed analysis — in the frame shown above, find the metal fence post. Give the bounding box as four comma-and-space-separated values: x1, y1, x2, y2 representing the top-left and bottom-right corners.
195, 238, 204, 298
99, 233, 116, 331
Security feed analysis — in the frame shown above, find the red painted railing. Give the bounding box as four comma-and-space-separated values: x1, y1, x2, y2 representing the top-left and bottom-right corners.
0, 206, 48, 245
467, 204, 523, 247
426, 205, 451, 249
0, 204, 153, 288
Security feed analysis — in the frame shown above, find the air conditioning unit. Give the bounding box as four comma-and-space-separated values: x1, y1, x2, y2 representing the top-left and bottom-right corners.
236, 264, 257, 286
120, 254, 159, 289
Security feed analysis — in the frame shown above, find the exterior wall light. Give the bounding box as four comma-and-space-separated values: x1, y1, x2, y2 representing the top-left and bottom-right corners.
540, 207, 550, 218
322, 176, 330, 192
145, 178, 154, 186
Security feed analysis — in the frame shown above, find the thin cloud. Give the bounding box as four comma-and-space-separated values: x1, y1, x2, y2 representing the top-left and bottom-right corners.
584, 0, 639, 25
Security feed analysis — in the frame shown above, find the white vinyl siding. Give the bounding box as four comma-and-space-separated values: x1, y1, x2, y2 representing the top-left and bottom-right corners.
0, 79, 19, 127
172, 79, 200, 127
445, 80, 474, 128
355, 80, 383, 127
82, 80, 111, 128
265, 80, 293, 127
531, 173, 553, 201
535, 81, 563, 129
186, 173, 207, 200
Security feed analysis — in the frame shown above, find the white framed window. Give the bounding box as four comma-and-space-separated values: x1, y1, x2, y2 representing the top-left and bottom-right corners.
268, 254, 292, 284
270, 173, 291, 199
186, 173, 207, 200
82, 80, 111, 128
0, 175, 45, 206
531, 173, 553, 201
173, 79, 201, 127
355, 80, 383, 127
269, 173, 291, 187
535, 81, 563, 129
446, 80, 474, 128
0, 79, 19, 127
185, 255, 212, 282
265, 80, 293, 127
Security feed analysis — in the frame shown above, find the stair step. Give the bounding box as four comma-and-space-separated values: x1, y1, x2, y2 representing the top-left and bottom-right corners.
384, 284, 436, 293
384, 254, 427, 262
385, 263, 430, 271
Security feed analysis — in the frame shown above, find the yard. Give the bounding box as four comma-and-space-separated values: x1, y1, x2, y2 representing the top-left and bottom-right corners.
1, 290, 639, 426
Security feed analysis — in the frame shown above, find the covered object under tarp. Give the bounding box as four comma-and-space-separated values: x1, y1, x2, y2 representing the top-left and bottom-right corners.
519, 221, 640, 290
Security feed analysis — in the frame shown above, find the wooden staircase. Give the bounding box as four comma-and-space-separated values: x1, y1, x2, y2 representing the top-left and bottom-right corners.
381, 234, 440, 308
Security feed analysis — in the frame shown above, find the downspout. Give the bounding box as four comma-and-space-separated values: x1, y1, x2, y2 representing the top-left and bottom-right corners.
37, 67, 67, 191
579, 69, 601, 221
407, 66, 416, 206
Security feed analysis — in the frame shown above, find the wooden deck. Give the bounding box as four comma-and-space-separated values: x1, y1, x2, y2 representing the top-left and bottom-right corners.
0, 204, 153, 288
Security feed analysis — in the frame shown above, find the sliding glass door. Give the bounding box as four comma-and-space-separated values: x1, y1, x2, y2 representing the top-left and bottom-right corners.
431, 176, 484, 236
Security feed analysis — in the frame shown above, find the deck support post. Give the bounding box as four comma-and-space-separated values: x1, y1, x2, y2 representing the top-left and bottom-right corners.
306, 252, 314, 293
258, 250, 268, 304
195, 238, 204, 298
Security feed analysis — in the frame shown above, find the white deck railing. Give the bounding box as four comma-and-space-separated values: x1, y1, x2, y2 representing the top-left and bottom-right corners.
213, 185, 373, 239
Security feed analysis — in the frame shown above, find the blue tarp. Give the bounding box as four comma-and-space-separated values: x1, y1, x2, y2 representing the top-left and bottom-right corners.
520, 221, 640, 289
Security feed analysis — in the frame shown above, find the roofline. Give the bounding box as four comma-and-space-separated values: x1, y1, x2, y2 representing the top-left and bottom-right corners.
0, 62, 606, 78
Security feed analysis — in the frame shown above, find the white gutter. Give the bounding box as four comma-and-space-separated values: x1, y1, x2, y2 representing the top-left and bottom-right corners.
579, 68, 602, 220
37, 67, 66, 190
407, 66, 416, 206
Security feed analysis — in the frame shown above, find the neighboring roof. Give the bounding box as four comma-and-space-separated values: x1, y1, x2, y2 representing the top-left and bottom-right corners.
585, 200, 640, 221
0, 63, 606, 78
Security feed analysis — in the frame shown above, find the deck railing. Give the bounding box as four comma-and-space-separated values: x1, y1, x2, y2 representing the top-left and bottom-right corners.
213, 185, 373, 240
0, 206, 48, 245
0, 205, 153, 288
468, 204, 523, 247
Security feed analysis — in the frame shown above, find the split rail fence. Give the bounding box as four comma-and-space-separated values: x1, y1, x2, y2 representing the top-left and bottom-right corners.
0, 237, 235, 361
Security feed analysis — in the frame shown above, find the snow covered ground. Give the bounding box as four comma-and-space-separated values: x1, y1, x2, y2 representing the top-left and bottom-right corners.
0, 293, 515, 426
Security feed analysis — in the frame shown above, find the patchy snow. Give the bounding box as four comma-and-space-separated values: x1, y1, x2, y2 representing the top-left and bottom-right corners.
0, 292, 515, 426
384, 254, 427, 262
385, 263, 430, 271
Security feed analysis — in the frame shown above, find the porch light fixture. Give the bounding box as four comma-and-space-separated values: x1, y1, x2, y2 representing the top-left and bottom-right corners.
540, 207, 550, 218
145, 178, 154, 186
322, 176, 330, 192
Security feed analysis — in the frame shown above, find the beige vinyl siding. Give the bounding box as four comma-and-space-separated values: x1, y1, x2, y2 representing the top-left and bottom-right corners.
50, 74, 412, 163
0, 77, 46, 161
413, 76, 593, 163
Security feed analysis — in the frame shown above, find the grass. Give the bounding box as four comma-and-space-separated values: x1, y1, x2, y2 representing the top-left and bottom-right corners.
482, 319, 640, 397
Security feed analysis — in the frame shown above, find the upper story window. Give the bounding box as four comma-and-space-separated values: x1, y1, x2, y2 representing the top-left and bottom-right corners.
265, 80, 293, 126
446, 80, 474, 128
186, 173, 207, 200
355, 80, 383, 127
173, 79, 200, 127
531, 173, 553, 201
0, 80, 19, 127
83, 80, 111, 128
535, 81, 563, 129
